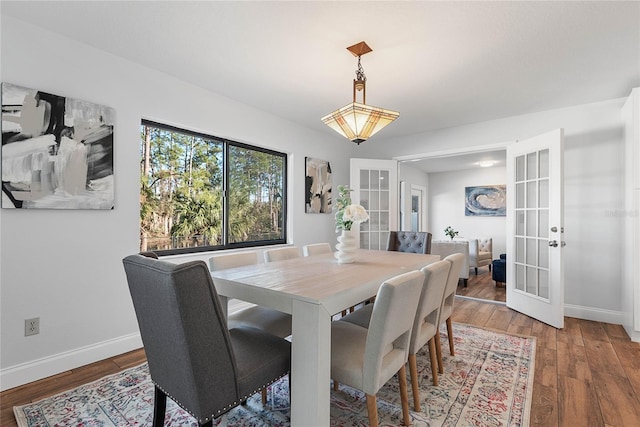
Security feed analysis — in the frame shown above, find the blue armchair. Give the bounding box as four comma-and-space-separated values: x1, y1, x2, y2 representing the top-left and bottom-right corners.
492, 254, 506, 286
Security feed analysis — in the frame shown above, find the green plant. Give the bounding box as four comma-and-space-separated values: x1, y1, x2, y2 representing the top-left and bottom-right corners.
444, 226, 459, 240
334, 185, 369, 232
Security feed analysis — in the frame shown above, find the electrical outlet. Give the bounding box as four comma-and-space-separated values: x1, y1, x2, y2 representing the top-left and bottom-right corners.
25, 317, 40, 336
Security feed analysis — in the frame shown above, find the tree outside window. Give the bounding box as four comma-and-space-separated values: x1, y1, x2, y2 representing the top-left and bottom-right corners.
140, 121, 286, 255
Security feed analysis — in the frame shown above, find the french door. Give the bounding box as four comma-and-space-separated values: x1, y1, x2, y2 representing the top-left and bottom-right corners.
506, 129, 565, 328
350, 158, 398, 250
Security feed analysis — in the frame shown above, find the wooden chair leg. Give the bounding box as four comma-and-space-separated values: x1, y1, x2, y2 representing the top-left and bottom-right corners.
398, 365, 411, 426
428, 337, 439, 386
366, 394, 379, 427
261, 388, 268, 405
153, 385, 167, 427
446, 317, 455, 356
333, 379, 339, 391
434, 332, 444, 374
408, 354, 421, 411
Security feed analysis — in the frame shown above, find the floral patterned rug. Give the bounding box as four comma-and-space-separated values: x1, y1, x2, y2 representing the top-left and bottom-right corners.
14, 323, 535, 426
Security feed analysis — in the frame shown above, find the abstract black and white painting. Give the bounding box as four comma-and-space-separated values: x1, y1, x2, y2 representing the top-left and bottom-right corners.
1, 83, 114, 209
305, 157, 332, 213
465, 185, 506, 216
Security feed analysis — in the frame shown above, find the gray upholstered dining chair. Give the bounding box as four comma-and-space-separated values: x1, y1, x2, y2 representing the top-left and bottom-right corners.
331, 270, 424, 427
122, 254, 291, 427
434, 253, 465, 372
209, 251, 292, 339
263, 246, 300, 262
387, 231, 433, 254
302, 242, 332, 256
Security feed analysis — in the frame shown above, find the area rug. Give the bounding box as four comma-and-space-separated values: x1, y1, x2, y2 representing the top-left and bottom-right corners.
14, 323, 535, 426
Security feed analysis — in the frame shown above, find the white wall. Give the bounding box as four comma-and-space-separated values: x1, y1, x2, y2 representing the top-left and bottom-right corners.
361, 98, 627, 323
428, 166, 507, 257
0, 16, 354, 390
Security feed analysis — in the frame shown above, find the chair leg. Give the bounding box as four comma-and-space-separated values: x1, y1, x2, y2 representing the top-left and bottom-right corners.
475, 267, 478, 275
428, 337, 439, 386
408, 354, 420, 411
398, 365, 411, 426
261, 388, 268, 405
153, 385, 167, 427
446, 317, 455, 356
434, 332, 444, 374
333, 379, 339, 391
366, 394, 379, 427
463, 278, 468, 287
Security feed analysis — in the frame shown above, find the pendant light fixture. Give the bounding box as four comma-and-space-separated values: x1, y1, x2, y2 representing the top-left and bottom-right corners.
321, 41, 399, 145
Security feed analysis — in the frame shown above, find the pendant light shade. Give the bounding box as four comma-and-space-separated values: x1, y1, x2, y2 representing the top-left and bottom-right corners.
321, 41, 399, 145
321, 102, 400, 145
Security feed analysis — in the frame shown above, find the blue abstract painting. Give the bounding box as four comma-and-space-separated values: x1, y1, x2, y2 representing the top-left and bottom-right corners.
465, 185, 506, 216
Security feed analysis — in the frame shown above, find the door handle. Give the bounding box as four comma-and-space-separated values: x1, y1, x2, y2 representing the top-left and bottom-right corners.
548, 240, 558, 247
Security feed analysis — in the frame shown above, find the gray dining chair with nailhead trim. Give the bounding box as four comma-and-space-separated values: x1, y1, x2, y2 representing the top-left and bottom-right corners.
122, 254, 291, 427
386, 231, 433, 254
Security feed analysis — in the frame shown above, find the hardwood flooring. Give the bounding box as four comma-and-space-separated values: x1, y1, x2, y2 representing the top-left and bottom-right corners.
456, 265, 506, 302
3, 275, 640, 426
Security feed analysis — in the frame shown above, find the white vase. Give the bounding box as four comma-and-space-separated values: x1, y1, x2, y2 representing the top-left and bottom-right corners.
335, 229, 358, 264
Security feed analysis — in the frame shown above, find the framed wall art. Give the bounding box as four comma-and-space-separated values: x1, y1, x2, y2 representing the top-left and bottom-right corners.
1, 83, 114, 209
465, 185, 506, 216
305, 157, 332, 213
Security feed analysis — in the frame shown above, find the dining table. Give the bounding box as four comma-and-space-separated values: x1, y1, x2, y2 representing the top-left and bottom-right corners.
210, 248, 440, 426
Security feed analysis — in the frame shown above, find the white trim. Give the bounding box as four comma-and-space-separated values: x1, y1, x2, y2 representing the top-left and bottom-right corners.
0, 333, 142, 391
456, 295, 506, 306
624, 325, 640, 343
564, 304, 624, 326
394, 141, 512, 162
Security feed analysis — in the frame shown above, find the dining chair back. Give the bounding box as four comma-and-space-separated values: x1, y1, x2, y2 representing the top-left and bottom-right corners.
331, 270, 424, 427
209, 251, 258, 271
263, 246, 300, 263
434, 253, 465, 372
302, 243, 332, 256
122, 254, 291, 427
386, 231, 432, 254
209, 251, 292, 340
408, 260, 451, 408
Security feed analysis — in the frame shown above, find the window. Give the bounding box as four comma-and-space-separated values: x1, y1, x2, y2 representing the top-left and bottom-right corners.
140, 120, 286, 255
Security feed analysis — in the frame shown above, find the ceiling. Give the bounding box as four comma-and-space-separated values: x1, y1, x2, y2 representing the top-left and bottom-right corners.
2, 1, 639, 172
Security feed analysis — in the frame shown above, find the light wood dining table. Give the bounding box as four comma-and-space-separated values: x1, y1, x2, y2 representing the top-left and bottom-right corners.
210, 249, 440, 426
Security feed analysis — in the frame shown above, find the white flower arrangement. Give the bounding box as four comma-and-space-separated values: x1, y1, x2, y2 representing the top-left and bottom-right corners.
335, 185, 369, 231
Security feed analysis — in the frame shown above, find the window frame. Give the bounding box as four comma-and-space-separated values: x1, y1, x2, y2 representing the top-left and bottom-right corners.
141, 119, 287, 256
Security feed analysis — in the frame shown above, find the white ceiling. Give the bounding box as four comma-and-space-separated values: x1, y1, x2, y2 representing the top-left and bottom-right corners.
2, 1, 639, 172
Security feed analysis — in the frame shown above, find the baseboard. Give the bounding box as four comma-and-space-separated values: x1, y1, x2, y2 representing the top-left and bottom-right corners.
0, 332, 142, 392
564, 304, 625, 325
623, 325, 640, 343
456, 295, 506, 306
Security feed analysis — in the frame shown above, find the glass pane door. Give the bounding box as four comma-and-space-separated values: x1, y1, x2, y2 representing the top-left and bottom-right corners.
514, 149, 550, 299
350, 159, 398, 250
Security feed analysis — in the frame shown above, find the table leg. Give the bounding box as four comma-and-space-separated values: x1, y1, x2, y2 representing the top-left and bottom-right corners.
218, 295, 228, 320
291, 299, 331, 426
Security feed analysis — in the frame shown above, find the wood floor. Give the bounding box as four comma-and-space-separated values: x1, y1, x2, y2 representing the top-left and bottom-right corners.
3, 273, 640, 427
456, 265, 506, 302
